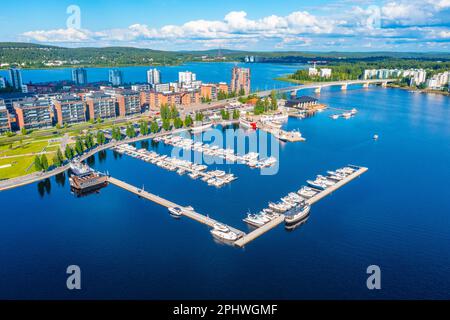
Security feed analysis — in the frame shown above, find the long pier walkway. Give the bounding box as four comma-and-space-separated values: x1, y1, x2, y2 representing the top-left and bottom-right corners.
107, 176, 245, 236
234, 166, 368, 247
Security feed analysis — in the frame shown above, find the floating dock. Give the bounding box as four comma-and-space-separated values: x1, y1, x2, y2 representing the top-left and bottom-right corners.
235, 214, 285, 247
306, 166, 368, 206
107, 176, 245, 236
234, 165, 368, 247
107, 165, 367, 248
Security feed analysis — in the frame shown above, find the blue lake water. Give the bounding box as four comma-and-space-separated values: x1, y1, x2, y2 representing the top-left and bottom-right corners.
0, 62, 301, 92
0, 65, 449, 299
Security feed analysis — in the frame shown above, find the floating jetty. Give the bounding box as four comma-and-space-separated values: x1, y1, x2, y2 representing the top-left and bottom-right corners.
113, 144, 237, 188
154, 134, 277, 169
108, 176, 245, 238
258, 121, 306, 142
105, 164, 367, 248
234, 165, 368, 247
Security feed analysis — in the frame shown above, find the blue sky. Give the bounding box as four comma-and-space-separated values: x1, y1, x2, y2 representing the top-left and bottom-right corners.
1, 0, 449, 51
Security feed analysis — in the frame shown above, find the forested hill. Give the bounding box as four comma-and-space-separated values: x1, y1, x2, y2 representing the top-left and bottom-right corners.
1, 42, 449, 69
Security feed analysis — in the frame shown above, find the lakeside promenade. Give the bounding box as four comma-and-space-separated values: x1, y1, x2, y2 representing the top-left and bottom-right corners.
0, 128, 188, 192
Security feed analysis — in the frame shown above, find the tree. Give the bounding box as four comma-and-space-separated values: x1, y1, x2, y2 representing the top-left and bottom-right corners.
65, 145, 74, 160
40, 154, 49, 171
97, 131, 106, 145
150, 121, 159, 133
254, 99, 265, 115
21, 128, 28, 135
84, 133, 95, 149
162, 119, 171, 131
34, 155, 42, 171
55, 123, 61, 130
173, 117, 183, 129
160, 104, 170, 120
195, 112, 204, 122
52, 154, 61, 167
238, 88, 246, 96
140, 121, 149, 135
232, 109, 240, 120
221, 109, 230, 120
184, 114, 193, 127
270, 90, 278, 110
170, 105, 179, 119
75, 137, 84, 155
263, 97, 270, 112
126, 125, 136, 138
56, 148, 64, 164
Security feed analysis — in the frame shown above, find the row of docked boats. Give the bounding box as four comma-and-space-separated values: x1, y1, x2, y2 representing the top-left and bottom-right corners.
243, 166, 359, 229
112, 144, 237, 188
306, 166, 356, 190
168, 206, 242, 242
153, 134, 277, 169
330, 108, 358, 120
210, 223, 242, 241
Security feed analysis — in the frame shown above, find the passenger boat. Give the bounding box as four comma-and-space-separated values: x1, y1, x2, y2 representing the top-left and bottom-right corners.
239, 117, 257, 130
284, 202, 311, 225
69, 161, 107, 193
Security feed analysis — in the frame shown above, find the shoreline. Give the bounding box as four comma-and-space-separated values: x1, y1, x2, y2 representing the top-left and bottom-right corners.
0, 60, 241, 71
387, 84, 450, 96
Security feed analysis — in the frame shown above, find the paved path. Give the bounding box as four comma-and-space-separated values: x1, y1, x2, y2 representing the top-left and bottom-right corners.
0, 129, 187, 192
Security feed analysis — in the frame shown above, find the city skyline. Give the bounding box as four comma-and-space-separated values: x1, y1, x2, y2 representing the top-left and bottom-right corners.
0, 0, 449, 52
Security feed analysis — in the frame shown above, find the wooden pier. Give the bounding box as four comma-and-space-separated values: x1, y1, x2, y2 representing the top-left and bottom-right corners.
306, 166, 368, 206
234, 214, 285, 248
107, 176, 245, 236
107, 165, 367, 248
234, 166, 368, 247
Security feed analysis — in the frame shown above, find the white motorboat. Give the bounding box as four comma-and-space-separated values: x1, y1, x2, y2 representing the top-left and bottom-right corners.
284, 203, 311, 225
168, 207, 183, 217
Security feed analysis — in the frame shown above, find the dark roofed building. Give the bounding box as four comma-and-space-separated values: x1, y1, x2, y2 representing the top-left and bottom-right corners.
285, 96, 318, 109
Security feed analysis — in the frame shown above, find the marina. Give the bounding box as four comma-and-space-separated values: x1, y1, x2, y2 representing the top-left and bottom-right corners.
153, 134, 278, 169
107, 176, 245, 240
235, 165, 368, 247
112, 144, 237, 188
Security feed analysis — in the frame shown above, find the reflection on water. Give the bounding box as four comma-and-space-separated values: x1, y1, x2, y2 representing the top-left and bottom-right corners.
285, 217, 309, 232
70, 184, 108, 198
141, 140, 150, 150
98, 150, 107, 163
86, 155, 96, 167
37, 179, 51, 197
55, 172, 66, 187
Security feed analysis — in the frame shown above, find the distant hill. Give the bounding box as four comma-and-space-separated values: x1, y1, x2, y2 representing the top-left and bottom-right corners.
1, 42, 449, 69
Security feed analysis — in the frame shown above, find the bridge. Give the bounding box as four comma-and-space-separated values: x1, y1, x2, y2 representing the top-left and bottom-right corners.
256, 79, 397, 97
185, 79, 396, 113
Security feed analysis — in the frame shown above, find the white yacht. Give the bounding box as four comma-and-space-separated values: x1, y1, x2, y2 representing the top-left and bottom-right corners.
284, 203, 311, 225
307, 179, 328, 190
188, 172, 200, 179
168, 207, 183, 217
268, 202, 288, 213
243, 213, 269, 227
211, 229, 239, 241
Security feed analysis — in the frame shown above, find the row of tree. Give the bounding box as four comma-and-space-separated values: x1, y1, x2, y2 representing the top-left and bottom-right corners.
253, 91, 278, 115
